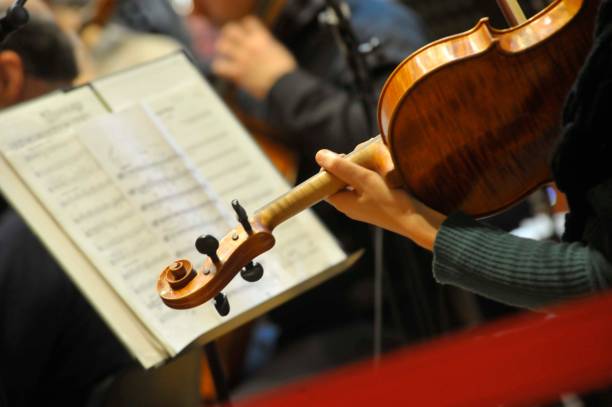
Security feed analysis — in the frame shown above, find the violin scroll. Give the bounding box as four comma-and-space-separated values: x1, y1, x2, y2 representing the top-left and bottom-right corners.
157, 201, 275, 313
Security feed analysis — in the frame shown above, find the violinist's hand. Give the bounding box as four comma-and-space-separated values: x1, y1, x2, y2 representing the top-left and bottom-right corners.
316, 148, 447, 251
212, 16, 297, 99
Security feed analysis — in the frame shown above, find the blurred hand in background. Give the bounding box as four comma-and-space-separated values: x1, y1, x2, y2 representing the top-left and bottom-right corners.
211, 16, 296, 99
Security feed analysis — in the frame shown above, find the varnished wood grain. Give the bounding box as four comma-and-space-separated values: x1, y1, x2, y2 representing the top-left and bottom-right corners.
378, 0, 596, 217
157, 138, 391, 309
158, 0, 598, 310
254, 137, 391, 231
157, 223, 275, 309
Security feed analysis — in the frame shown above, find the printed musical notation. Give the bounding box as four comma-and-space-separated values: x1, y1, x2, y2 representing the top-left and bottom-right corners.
96, 53, 348, 328
3, 128, 182, 331
0, 91, 222, 352
78, 106, 232, 261
146, 83, 276, 210
0, 54, 348, 359
136, 80, 347, 309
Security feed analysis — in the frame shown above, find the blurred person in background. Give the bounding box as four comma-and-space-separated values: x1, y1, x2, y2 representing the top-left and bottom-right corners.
0, 2, 133, 405
43, 0, 194, 79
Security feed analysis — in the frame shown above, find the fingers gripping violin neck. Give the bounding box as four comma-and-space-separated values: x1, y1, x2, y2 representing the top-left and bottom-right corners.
157, 138, 389, 314
157, 0, 597, 314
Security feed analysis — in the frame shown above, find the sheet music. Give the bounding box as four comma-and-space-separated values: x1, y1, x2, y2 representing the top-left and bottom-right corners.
0, 101, 219, 354
142, 82, 339, 280
0, 88, 170, 367
77, 107, 232, 260
92, 53, 346, 340
95, 55, 345, 275
0, 53, 348, 362
0, 87, 104, 152
69, 106, 244, 353
77, 102, 346, 352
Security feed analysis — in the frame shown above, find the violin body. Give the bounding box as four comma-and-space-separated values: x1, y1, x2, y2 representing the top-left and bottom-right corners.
379, 0, 597, 217
157, 0, 599, 311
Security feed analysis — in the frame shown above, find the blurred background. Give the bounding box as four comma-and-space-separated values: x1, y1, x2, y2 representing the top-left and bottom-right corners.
6, 1, 597, 406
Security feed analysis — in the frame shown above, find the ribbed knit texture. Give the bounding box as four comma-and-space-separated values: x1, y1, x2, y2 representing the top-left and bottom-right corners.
433, 213, 612, 309
431, 2, 612, 309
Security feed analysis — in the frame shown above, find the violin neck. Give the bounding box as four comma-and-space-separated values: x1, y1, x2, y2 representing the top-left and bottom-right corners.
255, 136, 385, 231
496, 0, 528, 26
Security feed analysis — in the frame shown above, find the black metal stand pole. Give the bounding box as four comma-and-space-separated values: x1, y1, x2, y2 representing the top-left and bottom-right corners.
321, 0, 377, 130
0, 1, 29, 44
321, 0, 391, 362
203, 341, 233, 406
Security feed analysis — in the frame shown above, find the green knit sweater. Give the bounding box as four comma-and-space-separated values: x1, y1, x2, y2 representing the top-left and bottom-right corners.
433, 213, 612, 309
432, 0, 612, 309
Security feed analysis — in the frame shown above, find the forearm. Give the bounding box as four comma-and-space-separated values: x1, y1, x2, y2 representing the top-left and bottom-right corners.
433, 213, 612, 309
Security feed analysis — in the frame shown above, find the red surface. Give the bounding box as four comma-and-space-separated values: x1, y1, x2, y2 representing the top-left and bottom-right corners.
236, 292, 612, 407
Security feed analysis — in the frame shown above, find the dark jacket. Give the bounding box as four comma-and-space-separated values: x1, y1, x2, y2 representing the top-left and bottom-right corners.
234, 0, 471, 339
0, 212, 132, 406
265, 0, 427, 177
552, 0, 612, 262
433, 0, 612, 309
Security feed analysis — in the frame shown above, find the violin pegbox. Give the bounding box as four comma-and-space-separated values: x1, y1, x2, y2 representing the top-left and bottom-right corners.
157, 200, 275, 315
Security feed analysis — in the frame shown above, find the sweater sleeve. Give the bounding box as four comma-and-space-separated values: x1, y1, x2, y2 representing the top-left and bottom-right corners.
432, 213, 612, 309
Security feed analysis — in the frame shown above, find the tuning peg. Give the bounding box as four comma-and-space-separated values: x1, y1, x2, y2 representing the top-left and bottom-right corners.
231, 200, 253, 235
240, 261, 264, 282
195, 235, 221, 264
214, 293, 230, 316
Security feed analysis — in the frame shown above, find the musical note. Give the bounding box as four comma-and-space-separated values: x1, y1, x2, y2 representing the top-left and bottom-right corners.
87, 53, 347, 351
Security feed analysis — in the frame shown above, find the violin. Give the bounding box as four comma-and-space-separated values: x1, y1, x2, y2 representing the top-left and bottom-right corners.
157, 0, 598, 312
